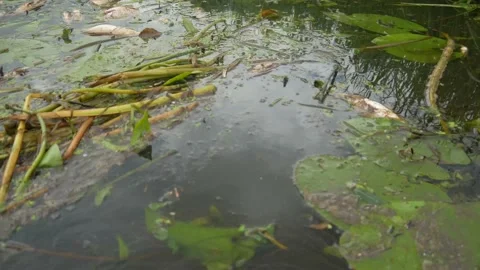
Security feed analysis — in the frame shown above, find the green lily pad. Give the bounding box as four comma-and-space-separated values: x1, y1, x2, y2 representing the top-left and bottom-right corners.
372, 33, 464, 63
324, 12, 427, 35
293, 116, 479, 269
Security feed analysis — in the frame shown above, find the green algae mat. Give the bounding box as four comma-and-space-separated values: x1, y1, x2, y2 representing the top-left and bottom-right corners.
294, 117, 480, 269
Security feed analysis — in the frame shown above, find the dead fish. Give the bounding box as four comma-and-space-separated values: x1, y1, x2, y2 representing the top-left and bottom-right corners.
338, 93, 403, 121
63, 9, 83, 24
82, 24, 139, 37
104, 6, 138, 19
90, 0, 120, 8
14, 0, 46, 14
2, 67, 29, 79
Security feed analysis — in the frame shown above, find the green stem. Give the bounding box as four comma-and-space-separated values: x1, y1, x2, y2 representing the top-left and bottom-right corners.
15, 115, 47, 196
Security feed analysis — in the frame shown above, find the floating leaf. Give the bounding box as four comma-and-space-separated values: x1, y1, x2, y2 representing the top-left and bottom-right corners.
116, 236, 129, 260
95, 184, 112, 206
104, 6, 138, 19
131, 110, 151, 146
38, 144, 63, 168
372, 33, 464, 63
82, 24, 139, 37
324, 12, 427, 35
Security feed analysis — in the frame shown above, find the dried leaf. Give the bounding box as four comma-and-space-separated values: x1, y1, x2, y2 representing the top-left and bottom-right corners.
338, 93, 403, 121
63, 9, 83, 24
104, 6, 138, 19
15, 0, 46, 14
138, 28, 162, 41
309, 223, 332, 230
82, 24, 139, 37
260, 9, 280, 20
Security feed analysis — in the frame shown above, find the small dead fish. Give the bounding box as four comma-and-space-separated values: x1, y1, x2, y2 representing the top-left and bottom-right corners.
90, 0, 120, 8
338, 93, 403, 121
104, 6, 138, 19
82, 24, 139, 37
2, 67, 28, 79
15, 0, 46, 14
63, 9, 83, 24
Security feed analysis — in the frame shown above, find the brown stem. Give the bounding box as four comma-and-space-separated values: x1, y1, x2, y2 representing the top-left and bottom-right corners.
63, 117, 94, 161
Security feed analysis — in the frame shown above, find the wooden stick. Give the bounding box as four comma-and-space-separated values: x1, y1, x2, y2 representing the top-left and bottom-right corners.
63, 117, 95, 160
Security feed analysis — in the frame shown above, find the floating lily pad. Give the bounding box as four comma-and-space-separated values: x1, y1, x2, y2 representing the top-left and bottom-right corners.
372, 33, 464, 63
294, 116, 478, 269
324, 12, 427, 35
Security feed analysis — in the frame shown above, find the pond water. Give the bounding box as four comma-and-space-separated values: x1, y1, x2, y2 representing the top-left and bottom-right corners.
1, 0, 479, 269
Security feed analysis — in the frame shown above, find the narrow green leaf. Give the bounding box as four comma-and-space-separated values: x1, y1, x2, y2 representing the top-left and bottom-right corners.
95, 184, 113, 206
371, 33, 463, 63
116, 235, 129, 260
38, 144, 63, 168
131, 111, 151, 146
324, 12, 427, 34
163, 71, 192, 86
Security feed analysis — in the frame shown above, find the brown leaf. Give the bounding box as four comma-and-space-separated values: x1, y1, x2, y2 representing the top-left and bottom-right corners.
309, 223, 332, 231
260, 9, 280, 20
139, 28, 162, 40
82, 24, 139, 37
104, 6, 138, 19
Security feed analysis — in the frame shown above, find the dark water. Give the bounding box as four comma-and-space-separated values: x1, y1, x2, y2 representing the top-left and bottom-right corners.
1, 0, 480, 269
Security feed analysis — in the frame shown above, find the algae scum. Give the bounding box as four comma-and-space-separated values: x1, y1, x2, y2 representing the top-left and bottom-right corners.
1, 0, 480, 269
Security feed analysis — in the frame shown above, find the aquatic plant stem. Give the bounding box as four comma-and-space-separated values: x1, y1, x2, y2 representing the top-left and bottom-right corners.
15, 115, 48, 196
185, 19, 227, 46
0, 187, 48, 214
98, 101, 199, 137
0, 94, 33, 202
63, 117, 94, 161
10, 85, 216, 120
425, 33, 455, 133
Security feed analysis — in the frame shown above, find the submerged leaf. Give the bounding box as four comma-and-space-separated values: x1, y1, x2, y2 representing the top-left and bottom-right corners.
131, 111, 151, 146
324, 12, 427, 34
38, 144, 63, 168
372, 33, 463, 63
95, 184, 113, 206
116, 236, 129, 260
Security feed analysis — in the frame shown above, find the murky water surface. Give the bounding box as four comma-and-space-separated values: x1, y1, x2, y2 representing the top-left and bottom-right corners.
1, 0, 479, 269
